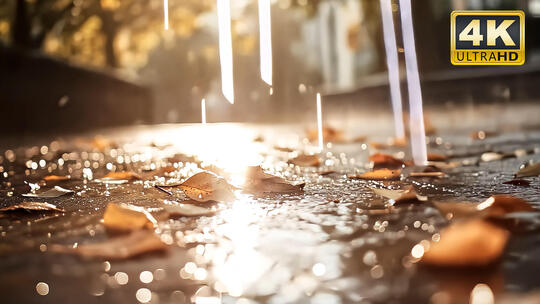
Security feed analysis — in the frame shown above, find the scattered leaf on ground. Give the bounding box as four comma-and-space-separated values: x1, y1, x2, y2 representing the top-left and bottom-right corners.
243, 166, 305, 194
289, 154, 321, 167
433, 201, 481, 220
503, 179, 531, 187
481, 152, 506, 162
351, 169, 401, 181
515, 162, 540, 178
369, 153, 409, 168
319, 169, 337, 176
50, 230, 167, 260
371, 186, 427, 204
427, 161, 459, 170
22, 186, 74, 198
420, 219, 508, 267
180, 171, 235, 202
409, 171, 447, 178
274, 146, 294, 153
103, 203, 157, 232
477, 195, 535, 217
0, 202, 64, 213
164, 201, 217, 217
307, 126, 344, 143
43, 175, 70, 182
427, 153, 447, 162
434, 195, 535, 220
103, 171, 141, 180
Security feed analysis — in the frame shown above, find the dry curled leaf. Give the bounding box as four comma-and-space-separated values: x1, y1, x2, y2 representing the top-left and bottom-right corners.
351, 169, 401, 181
481, 152, 507, 162
103, 171, 141, 180
0, 201, 64, 213
165, 201, 217, 217
515, 162, 540, 178
434, 195, 534, 220
503, 179, 530, 187
22, 186, 74, 198
369, 153, 409, 168
103, 203, 157, 232
274, 146, 294, 153
243, 166, 305, 194
307, 126, 344, 143
289, 154, 321, 167
427, 153, 447, 162
371, 186, 427, 204
409, 171, 447, 178
433, 201, 480, 220
50, 230, 167, 260
477, 194, 535, 217
426, 161, 459, 170
180, 171, 235, 202
43, 175, 70, 182
420, 219, 508, 267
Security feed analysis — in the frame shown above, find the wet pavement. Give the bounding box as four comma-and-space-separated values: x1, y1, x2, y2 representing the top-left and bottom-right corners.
1, 122, 540, 304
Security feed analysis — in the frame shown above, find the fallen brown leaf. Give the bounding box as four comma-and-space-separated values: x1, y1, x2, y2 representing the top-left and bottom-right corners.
433, 201, 481, 220
351, 169, 401, 181
502, 179, 530, 187
481, 152, 507, 162
427, 153, 447, 162
103, 203, 157, 232
50, 230, 167, 260
180, 171, 235, 202
369, 153, 409, 168
371, 186, 427, 204
22, 186, 74, 198
103, 171, 141, 181
43, 175, 70, 182
426, 161, 459, 170
420, 219, 508, 267
477, 195, 535, 217
289, 154, 321, 167
307, 126, 344, 143
515, 162, 540, 178
243, 166, 305, 194
409, 171, 447, 178
434, 195, 535, 220
274, 146, 294, 153
0, 202, 64, 213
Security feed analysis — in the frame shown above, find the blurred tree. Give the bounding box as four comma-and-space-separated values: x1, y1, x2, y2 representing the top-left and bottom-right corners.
0, 0, 214, 70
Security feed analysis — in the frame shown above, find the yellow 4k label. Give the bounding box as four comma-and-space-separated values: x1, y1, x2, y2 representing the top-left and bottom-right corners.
451, 11, 525, 65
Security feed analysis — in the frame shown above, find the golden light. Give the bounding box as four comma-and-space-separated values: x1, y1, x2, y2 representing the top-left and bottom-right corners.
399, 0, 428, 165
201, 98, 207, 124
379, 0, 405, 139
163, 0, 169, 30
258, 0, 273, 86
470, 284, 495, 304
316, 93, 323, 151
217, 0, 235, 104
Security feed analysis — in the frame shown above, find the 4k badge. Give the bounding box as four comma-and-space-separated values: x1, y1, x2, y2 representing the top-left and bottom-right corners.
451, 11, 525, 65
